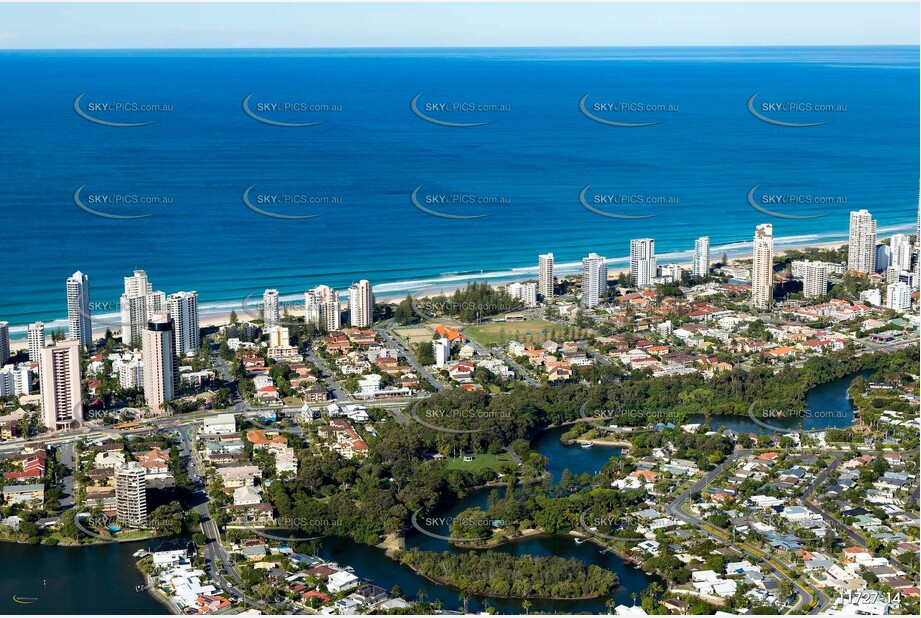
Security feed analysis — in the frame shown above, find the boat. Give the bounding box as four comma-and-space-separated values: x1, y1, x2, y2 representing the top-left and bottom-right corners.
574, 538, 585, 544
132, 549, 149, 558
581, 441, 593, 448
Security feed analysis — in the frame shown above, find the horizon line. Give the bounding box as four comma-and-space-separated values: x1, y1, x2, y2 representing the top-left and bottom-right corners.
3, 43, 919, 51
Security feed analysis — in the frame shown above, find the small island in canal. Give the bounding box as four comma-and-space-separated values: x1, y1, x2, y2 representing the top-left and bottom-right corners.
395, 548, 619, 599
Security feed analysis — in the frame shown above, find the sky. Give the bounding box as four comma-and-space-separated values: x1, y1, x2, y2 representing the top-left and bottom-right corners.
0, 3, 918, 49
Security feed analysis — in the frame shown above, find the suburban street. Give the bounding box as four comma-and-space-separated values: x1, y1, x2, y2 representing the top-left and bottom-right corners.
664, 449, 828, 615
377, 326, 446, 392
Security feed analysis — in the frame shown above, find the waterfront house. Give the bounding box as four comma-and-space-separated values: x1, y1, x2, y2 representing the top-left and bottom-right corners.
327, 570, 360, 593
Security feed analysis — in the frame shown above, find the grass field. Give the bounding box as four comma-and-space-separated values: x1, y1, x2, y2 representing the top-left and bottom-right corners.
445, 452, 515, 472
393, 325, 435, 346
464, 317, 560, 346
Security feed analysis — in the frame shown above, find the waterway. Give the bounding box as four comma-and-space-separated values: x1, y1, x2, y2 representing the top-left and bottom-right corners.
0, 370, 868, 614
0, 540, 164, 615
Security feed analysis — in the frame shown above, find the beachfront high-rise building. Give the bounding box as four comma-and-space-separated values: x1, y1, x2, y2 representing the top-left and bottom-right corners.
28, 322, 45, 370
0, 321, 9, 366
580, 253, 608, 308
693, 237, 710, 278
305, 285, 341, 331
630, 238, 657, 287
39, 340, 83, 431
120, 270, 165, 345
508, 282, 538, 308
847, 210, 877, 274
802, 261, 828, 300
886, 282, 911, 311
262, 289, 280, 329
890, 234, 913, 272
167, 291, 200, 357
142, 313, 177, 416
115, 461, 148, 529
750, 224, 774, 310
538, 253, 554, 299
348, 280, 373, 328
66, 271, 92, 350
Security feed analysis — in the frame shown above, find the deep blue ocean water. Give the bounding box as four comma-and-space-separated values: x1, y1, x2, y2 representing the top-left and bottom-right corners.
0, 47, 917, 336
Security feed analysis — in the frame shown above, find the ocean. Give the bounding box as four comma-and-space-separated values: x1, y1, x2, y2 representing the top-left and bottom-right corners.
0, 46, 917, 338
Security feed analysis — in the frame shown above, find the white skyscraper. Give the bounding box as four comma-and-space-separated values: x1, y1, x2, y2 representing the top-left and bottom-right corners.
630, 238, 657, 287
751, 224, 774, 309
890, 234, 913, 272
802, 261, 828, 299
262, 289, 280, 329
116, 461, 148, 528
693, 237, 710, 277
66, 271, 92, 349
142, 313, 176, 416
538, 253, 555, 299
39, 339, 83, 431
121, 270, 164, 345
348, 280, 373, 328
28, 322, 45, 369
581, 253, 608, 308
886, 282, 911, 311
167, 291, 200, 357
0, 321, 9, 366
305, 285, 341, 331
847, 210, 877, 274
432, 337, 451, 368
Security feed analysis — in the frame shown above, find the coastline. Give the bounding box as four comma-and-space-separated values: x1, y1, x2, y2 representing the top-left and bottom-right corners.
3, 235, 864, 351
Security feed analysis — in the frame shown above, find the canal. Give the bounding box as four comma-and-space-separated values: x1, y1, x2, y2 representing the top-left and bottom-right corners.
0, 369, 869, 613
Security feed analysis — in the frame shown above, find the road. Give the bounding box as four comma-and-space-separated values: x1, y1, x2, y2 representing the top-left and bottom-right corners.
800, 448, 920, 579
665, 449, 828, 614
178, 426, 263, 609
465, 338, 539, 386
57, 442, 76, 512
376, 327, 446, 393
302, 344, 351, 401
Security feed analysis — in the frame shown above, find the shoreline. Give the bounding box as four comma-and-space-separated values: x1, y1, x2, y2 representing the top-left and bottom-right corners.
2, 235, 865, 351
141, 568, 180, 616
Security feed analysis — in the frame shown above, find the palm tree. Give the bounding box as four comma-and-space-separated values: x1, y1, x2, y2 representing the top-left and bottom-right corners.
416, 588, 427, 606
522, 600, 531, 615
645, 582, 663, 599
605, 598, 616, 615
460, 591, 469, 614
630, 592, 638, 606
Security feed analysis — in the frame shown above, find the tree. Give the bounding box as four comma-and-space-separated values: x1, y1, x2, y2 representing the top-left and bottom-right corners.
149, 501, 185, 535
394, 295, 415, 325
415, 341, 436, 366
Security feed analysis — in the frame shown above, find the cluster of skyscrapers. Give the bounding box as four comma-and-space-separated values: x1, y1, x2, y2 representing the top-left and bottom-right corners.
569, 235, 710, 308
538, 207, 917, 312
